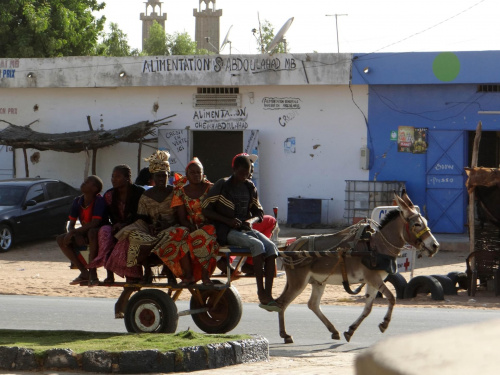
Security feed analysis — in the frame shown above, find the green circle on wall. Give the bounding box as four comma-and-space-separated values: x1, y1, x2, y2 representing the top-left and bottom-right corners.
433, 52, 460, 82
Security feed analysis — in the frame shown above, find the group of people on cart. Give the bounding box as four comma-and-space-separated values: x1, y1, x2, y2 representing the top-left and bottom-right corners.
57, 151, 283, 314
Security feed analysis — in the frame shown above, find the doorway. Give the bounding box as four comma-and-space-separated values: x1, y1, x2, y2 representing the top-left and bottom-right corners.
468, 131, 500, 167
192, 131, 243, 182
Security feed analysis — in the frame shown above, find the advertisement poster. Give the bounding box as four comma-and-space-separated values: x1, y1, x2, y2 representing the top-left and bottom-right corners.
397, 126, 428, 153
413, 127, 428, 153
398, 126, 414, 153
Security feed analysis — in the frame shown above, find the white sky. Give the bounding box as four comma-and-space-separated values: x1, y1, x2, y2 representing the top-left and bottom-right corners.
96, 0, 500, 54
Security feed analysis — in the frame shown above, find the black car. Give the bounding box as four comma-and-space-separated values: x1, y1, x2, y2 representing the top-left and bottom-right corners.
0, 178, 80, 251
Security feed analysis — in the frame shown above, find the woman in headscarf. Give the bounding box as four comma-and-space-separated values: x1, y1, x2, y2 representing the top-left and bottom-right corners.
114, 150, 179, 282
164, 157, 219, 286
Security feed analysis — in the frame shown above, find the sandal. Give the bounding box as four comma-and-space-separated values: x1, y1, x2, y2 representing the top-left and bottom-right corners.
102, 277, 115, 284
69, 276, 88, 285
88, 278, 100, 287
202, 279, 214, 286
178, 278, 196, 288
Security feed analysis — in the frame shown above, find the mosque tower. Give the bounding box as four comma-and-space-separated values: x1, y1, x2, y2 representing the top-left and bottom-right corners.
140, 0, 167, 50
193, 0, 222, 53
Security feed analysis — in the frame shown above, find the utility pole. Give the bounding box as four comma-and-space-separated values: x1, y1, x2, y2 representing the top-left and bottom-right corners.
326, 14, 348, 53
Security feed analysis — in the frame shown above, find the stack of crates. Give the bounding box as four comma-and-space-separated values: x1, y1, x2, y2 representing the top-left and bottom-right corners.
344, 180, 406, 224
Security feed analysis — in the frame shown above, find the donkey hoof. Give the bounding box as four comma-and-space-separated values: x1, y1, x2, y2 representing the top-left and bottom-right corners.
379, 323, 387, 333
284, 336, 294, 344
331, 332, 340, 340
343, 332, 352, 342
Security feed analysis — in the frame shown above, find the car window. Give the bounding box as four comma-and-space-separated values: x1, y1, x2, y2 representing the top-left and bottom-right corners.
0, 186, 25, 206
25, 184, 46, 203
46, 181, 76, 200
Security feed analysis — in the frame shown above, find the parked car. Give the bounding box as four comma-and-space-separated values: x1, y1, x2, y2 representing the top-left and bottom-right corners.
0, 178, 80, 251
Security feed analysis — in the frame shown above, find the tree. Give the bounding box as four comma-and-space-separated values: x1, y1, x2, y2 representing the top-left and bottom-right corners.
168, 32, 199, 56
143, 21, 210, 56
95, 22, 139, 57
0, 0, 106, 58
143, 21, 168, 55
253, 19, 288, 54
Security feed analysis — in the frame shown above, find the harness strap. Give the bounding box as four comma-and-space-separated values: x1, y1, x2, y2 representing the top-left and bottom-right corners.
339, 250, 366, 295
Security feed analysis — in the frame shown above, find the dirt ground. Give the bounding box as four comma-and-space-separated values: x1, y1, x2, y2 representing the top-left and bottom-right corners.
1, 236, 499, 375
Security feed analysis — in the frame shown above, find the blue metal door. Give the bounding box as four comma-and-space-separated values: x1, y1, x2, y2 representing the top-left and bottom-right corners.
426, 131, 467, 233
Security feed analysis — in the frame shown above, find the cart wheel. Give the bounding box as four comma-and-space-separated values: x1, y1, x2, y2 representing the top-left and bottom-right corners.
190, 286, 242, 334
125, 289, 178, 333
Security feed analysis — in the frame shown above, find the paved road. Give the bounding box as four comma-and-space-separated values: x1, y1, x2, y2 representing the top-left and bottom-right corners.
1, 294, 497, 357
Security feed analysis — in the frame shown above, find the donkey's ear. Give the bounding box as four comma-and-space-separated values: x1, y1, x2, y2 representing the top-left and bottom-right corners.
394, 193, 412, 218
401, 190, 414, 208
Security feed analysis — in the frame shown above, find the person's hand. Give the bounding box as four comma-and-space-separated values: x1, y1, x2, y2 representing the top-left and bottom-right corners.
112, 223, 124, 234
228, 218, 242, 229
74, 235, 86, 247
63, 232, 74, 247
241, 220, 252, 231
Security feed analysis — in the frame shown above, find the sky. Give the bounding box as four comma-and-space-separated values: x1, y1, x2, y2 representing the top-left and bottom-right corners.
95, 0, 500, 54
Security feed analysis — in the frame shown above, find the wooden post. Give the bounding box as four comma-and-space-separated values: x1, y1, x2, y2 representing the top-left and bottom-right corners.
92, 149, 97, 175
84, 148, 90, 179
469, 121, 482, 254
137, 139, 143, 177
22, 148, 29, 177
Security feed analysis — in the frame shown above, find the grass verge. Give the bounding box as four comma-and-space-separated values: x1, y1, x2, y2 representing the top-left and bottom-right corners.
0, 329, 251, 355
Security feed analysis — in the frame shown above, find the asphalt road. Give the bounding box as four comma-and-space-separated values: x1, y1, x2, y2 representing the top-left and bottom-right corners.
1, 294, 498, 357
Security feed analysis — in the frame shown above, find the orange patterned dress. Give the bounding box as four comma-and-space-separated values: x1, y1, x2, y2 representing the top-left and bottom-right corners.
154, 182, 218, 281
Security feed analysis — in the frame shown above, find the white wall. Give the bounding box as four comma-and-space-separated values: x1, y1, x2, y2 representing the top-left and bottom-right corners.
0, 54, 368, 225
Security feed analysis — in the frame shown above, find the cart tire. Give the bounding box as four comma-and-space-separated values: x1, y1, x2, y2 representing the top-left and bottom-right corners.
190, 286, 242, 334
404, 275, 444, 300
125, 289, 178, 333
447, 271, 468, 290
377, 273, 407, 299
430, 274, 458, 295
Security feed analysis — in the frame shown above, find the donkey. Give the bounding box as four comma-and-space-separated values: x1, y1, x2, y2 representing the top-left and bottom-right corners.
275, 191, 440, 344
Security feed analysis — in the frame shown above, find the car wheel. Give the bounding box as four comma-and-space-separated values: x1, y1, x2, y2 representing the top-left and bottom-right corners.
0, 224, 14, 252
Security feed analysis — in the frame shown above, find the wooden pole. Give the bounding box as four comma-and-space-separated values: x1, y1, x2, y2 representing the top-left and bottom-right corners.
22, 148, 29, 177
92, 149, 97, 175
469, 121, 482, 254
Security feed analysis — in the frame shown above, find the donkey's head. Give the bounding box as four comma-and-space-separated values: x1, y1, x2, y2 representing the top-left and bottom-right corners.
394, 191, 440, 257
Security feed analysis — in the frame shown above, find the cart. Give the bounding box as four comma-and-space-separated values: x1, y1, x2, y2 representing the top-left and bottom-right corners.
73, 238, 295, 334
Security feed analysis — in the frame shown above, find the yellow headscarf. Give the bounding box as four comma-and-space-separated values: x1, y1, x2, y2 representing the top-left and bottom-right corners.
145, 150, 170, 174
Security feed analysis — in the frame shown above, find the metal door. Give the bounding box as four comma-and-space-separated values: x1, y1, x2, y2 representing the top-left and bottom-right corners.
426, 130, 467, 233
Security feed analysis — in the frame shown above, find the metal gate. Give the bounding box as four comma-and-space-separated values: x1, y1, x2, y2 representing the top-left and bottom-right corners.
426, 130, 467, 233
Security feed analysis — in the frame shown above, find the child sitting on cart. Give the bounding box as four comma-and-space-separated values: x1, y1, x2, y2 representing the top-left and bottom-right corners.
56, 175, 108, 285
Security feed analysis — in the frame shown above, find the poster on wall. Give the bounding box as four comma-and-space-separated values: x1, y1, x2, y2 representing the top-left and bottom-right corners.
397, 126, 428, 154
398, 126, 414, 153
413, 127, 428, 154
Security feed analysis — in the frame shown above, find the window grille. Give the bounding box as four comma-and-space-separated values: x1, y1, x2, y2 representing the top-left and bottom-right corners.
477, 85, 500, 93
193, 87, 241, 108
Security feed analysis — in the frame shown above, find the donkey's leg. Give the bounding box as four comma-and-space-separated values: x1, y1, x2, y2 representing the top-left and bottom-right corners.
343, 284, 377, 342
377, 282, 395, 333
276, 270, 310, 344
308, 281, 340, 340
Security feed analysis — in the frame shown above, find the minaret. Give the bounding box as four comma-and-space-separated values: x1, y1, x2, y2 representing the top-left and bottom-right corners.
140, 0, 167, 50
193, 0, 222, 53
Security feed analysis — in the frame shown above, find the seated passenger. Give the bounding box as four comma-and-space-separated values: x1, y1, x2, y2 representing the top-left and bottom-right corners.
87, 165, 145, 284
167, 157, 218, 286
56, 175, 108, 285
202, 153, 281, 312
124, 154, 218, 287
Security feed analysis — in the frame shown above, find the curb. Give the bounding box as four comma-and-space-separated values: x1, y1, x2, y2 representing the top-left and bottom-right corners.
0, 335, 268, 373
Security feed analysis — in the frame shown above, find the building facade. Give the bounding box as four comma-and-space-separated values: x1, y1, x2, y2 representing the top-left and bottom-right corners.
352, 51, 500, 233
0, 53, 369, 225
